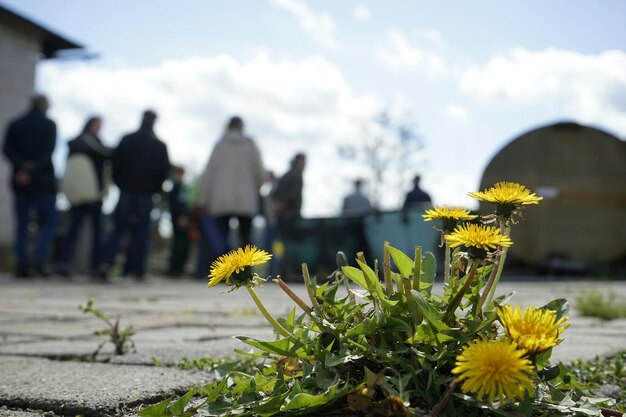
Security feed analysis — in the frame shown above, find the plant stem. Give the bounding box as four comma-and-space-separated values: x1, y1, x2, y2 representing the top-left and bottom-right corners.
443, 242, 451, 285
301, 264, 322, 316
356, 251, 366, 264
476, 257, 499, 317
274, 278, 313, 316
482, 220, 511, 312
428, 380, 457, 417
403, 278, 419, 333
383, 242, 393, 295
443, 262, 478, 323
412, 246, 422, 291
245, 284, 295, 340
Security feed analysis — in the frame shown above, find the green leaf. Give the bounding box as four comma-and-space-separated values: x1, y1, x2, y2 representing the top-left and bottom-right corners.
341, 266, 368, 289
541, 298, 569, 320
324, 345, 362, 367
168, 389, 194, 416
356, 260, 398, 308
346, 317, 377, 337
201, 399, 234, 416
409, 324, 454, 343
139, 397, 172, 417
383, 316, 412, 333
420, 252, 437, 293
539, 364, 561, 381
355, 260, 382, 293
254, 391, 290, 416
493, 291, 515, 306
549, 385, 567, 402
410, 290, 450, 330
236, 336, 299, 357
387, 245, 414, 279
281, 383, 344, 411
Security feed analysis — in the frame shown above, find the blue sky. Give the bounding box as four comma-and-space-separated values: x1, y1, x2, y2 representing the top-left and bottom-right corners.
4, 0, 626, 216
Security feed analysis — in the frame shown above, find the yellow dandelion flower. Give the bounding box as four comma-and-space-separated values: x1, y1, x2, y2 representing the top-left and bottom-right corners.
208, 245, 272, 288
423, 207, 478, 232
444, 223, 512, 259
498, 305, 571, 355
423, 207, 478, 222
452, 339, 534, 404
468, 182, 542, 217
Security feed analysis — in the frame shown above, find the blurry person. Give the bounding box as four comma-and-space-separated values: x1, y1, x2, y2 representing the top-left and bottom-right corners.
100, 110, 170, 280
271, 153, 305, 279
2, 94, 58, 278
341, 178, 372, 217
403, 175, 432, 209
196, 116, 265, 254
167, 165, 189, 277
57, 116, 112, 277
272, 153, 306, 222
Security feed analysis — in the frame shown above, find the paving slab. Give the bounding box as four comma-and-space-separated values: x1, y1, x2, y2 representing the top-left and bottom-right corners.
0, 338, 253, 365
132, 325, 275, 343
0, 318, 103, 339
0, 409, 45, 417
0, 339, 116, 360
0, 356, 210, 417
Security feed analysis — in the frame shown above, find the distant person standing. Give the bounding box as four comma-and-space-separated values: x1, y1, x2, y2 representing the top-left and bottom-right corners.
342, 178, 372, 217
101, 110, 170, 280
197, 116, 265, 252
403, 175, 432, 209
57, 116, 112, 277
271, 153, 305, 279
272, 153, 306, 222
167, 165, 190, 277
2, 94, 58, 278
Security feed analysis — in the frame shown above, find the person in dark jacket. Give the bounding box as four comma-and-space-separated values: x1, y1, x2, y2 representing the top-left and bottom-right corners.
271, 153, 305, 279
272, 153, 306, 221
100, 110, 170, 279
167, 165, 189, 276
57, 116, 112, 276
2, 94, 58, 278
403, 175, 432, 209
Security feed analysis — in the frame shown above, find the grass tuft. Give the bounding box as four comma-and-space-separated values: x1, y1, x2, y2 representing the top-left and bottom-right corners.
576, 291, 626, 320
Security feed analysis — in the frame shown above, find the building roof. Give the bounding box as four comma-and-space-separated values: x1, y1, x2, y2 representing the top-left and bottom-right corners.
0, 3, 84, 59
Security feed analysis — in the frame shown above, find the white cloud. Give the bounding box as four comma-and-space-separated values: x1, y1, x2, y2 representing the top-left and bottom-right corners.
353, 4, 372, 21
445, 104, 469, 122
376, 28, 447, 78
414, 28, 445, 46
460, 47, 626, 134
38, 54, 380, 217
269, 0, 337, 49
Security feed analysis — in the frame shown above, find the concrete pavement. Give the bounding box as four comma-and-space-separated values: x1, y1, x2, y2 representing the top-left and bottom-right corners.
0, 274, 625, 416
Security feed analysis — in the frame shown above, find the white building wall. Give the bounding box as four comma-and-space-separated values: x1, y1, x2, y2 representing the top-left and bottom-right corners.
0, 23, 39, 248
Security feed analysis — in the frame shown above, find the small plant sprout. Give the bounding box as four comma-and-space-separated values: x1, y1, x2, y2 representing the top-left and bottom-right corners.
78, 298, 136, 360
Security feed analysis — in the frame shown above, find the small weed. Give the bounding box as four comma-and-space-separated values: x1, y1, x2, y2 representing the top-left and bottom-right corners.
79, 298, 136, 359
570, 351, 626, 412
576, 291, 626, 320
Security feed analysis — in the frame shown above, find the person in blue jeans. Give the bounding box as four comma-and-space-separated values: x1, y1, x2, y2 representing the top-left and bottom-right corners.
99, 110, 170, 280
57, 116, 112, 277
3, 94, 58, 278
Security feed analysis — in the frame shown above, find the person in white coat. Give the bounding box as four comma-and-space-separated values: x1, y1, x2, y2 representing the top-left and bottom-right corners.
197, 116, 265, 257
